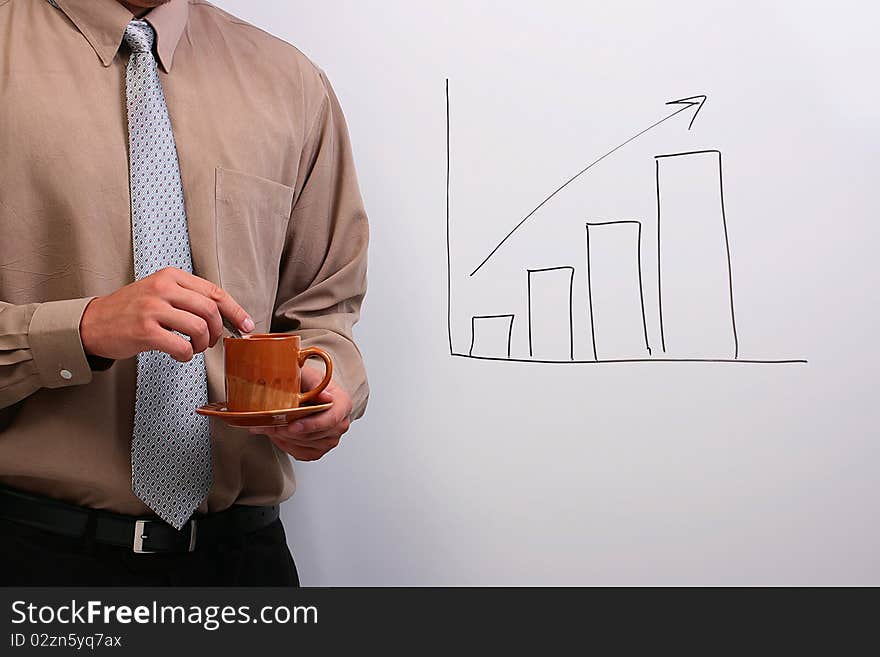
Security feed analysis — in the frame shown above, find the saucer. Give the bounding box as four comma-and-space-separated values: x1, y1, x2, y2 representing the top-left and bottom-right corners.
196, 401, 333, 428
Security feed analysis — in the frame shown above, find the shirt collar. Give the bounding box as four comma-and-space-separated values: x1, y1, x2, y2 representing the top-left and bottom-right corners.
51, 0, 189, 72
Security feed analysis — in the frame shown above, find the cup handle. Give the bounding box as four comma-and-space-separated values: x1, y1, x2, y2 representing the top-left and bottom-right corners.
297, 347, 334, 405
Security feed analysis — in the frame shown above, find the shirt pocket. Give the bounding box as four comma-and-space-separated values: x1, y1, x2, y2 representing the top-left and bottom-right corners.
214, 167, 294, 332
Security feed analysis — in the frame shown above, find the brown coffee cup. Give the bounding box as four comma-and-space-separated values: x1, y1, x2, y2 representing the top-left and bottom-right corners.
223, 334, 333, 412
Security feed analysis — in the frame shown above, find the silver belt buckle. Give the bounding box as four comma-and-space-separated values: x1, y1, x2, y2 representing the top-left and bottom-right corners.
133, 519, 154, 554
133, 519, 198, 553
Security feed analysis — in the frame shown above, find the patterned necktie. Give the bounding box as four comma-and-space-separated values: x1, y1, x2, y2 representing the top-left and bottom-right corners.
124, 20, 212, 530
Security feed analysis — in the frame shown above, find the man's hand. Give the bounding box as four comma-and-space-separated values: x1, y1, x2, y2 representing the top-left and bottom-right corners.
80, 267, 254, 362
252, 366, 354, 461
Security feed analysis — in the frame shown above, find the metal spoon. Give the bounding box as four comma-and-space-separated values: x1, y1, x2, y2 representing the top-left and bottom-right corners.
222, 317, 243, 340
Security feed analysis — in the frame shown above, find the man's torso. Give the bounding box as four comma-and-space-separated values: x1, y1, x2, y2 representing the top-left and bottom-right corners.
0, 0, 329, 513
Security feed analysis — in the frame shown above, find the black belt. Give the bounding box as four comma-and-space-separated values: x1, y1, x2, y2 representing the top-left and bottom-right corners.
0, 486, 279, 554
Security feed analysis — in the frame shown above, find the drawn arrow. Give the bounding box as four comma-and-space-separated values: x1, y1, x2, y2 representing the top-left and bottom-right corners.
469, 94, 708, 277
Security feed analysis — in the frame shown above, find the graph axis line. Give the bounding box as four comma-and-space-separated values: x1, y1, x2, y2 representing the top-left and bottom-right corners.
445, 78, 453, 355
451, 354, 808, 365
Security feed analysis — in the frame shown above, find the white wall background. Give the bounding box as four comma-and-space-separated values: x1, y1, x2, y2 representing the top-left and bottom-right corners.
215, 0, 880, 585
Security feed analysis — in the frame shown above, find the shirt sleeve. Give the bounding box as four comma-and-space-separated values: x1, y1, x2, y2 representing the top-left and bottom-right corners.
271, 70, 370, 420
0, 297, 98, 409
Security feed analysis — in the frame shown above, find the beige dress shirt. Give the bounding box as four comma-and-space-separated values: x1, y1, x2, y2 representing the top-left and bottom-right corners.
0, 0, 369, 514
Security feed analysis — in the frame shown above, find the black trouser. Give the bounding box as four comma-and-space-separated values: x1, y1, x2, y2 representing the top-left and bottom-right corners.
0, 516, 299, 586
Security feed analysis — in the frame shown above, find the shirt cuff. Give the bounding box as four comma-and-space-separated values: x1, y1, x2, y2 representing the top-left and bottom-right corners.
27, 297, 97, 389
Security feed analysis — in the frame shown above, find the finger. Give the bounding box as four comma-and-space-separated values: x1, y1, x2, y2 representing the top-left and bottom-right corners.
273, 429, 341, 448
166, 286, 223, 346
272, 424, 346, 445
155, 307, 211, 354
249, 386, 348, 438
269, 436, 329, 462
149, 327, 195, 362
279, 420, 350, 445
270, 434, 339, 458
262, 417, 330, 440
285, 407, 349, 436
172, 270, 254, 333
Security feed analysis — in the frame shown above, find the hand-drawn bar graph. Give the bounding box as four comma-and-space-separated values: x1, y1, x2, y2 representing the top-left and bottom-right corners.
445, 80, 806, 366
585, 221, 651, 360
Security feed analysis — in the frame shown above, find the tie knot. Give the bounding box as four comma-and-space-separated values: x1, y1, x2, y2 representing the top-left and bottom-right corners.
123, 20, 155, 54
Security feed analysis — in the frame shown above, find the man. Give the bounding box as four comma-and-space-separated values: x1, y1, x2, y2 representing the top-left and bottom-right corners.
0, 0, 369, 585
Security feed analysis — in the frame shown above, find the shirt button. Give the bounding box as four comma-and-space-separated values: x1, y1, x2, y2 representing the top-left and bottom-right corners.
59, 369, 73, 380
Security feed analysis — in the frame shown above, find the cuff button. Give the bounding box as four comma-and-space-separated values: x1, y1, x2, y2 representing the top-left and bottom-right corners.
60, 369, 73, 380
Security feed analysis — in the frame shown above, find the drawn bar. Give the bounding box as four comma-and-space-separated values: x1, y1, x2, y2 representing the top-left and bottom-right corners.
656, 150, 738, 358
469, 315, 515, 359
527, 267, 575, 361
585, 222, 651, 360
